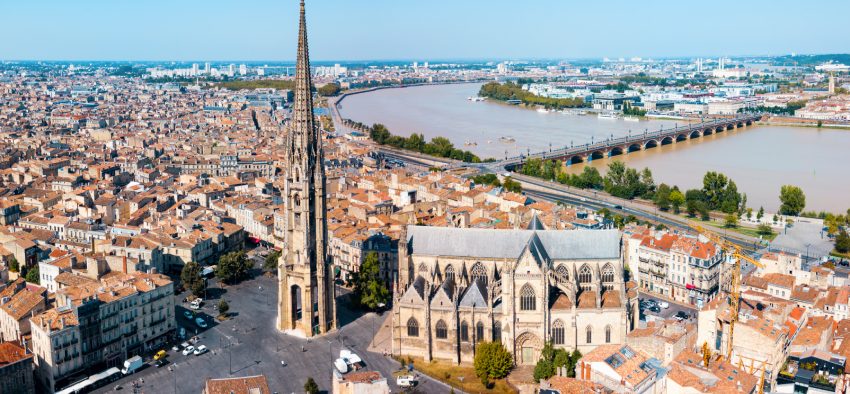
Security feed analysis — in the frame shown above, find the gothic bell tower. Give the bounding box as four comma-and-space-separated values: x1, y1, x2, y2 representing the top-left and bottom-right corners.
277, 0, 336, 337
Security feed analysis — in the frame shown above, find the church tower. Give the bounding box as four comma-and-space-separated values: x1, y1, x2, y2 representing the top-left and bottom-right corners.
277, 0, 336, 337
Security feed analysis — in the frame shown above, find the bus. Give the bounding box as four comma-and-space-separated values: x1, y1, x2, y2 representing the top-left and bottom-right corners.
55, 367, 122, 394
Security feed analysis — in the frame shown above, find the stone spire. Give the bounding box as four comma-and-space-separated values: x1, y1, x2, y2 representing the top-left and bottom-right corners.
289, 0, 319, 162
278, 0, 335, 337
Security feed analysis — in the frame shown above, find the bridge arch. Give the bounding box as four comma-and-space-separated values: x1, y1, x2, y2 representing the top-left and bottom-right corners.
567, 155, 584, 165
609, 147, 624, 157
661, 136, 674, 146
726, 124, 734, 130
627, 143, 642, 153
676, 134, 688, 142
715, 126, 725, 133
644, 139, 658, 149
690, 130, 701, 138
589, 151, 605, 161
703, 129, 713, 136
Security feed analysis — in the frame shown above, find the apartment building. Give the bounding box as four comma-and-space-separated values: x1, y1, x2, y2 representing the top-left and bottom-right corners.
0, 340, 35, 394
30, 271, 175, 392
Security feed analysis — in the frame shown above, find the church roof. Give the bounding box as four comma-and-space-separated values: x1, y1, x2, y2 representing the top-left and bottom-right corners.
527, 211, 546, 230
459, 280, 488, 308
406, 225, 620, 260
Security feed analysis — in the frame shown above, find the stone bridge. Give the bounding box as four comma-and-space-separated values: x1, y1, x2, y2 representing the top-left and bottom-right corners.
501, 114, 762, 170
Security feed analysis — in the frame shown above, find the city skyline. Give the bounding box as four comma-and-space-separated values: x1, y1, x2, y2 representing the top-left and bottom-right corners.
1, 0, 849, 62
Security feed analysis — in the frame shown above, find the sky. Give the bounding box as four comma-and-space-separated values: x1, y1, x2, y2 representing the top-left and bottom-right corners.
1, 0, 848, 61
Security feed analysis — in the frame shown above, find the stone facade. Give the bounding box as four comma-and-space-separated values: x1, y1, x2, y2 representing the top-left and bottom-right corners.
393, 224, 637, 365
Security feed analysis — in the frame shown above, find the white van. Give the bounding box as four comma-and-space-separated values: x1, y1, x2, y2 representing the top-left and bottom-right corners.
396, 375, 416, 388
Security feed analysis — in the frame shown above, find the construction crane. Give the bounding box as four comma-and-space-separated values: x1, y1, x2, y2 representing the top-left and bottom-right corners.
690, 223, 767, 394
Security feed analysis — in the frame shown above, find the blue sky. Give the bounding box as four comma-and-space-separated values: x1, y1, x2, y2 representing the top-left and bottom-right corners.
1, 0, 848, 61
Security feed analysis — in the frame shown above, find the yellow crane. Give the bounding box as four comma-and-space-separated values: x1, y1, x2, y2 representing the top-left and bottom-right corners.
690, 224, 767, 393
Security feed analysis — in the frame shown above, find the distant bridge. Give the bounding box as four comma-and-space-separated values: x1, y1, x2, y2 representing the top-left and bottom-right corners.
500, 114, 763, 171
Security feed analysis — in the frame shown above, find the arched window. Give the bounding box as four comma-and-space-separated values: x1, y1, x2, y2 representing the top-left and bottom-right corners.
601, 263, 615, 283
586, 325, 593, 344
445, 265, 455, 282
460, 320, 469, 342
605, 325, 612, 343
418, 263, 428, 273
471, 263, 487, 286
556, 265, 570, 283
579, 265, 592, 285
520, 284, 536, 311
407, 318, 419, 337
476, 321, 485, 342
552, 319, 565, 345
493, 322, 501, 342
435, 320, 447, 339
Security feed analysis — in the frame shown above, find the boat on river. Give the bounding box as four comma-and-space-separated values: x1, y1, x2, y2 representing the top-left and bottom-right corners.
499, 136, 516, 143
598, 112, 619, 120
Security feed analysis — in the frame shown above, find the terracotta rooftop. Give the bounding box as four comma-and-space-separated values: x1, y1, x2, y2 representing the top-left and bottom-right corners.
0, 341, 32, 367
204, 374, 270, 394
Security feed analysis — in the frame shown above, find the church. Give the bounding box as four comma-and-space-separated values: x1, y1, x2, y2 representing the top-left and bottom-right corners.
392, 219, 638, 364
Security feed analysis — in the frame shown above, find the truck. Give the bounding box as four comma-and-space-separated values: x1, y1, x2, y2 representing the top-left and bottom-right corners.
121, 356, 144, 375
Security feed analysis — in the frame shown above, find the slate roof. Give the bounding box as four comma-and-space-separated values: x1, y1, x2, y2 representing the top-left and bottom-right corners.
459, 280, 488, 308
406, 225, 620, 260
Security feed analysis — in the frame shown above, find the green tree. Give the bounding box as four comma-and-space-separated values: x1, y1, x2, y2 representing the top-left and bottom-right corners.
746, 208, 753, 221
473, 341, 514, 381
757, 223, 774, 236
181, 261, 206, 297
264, 250, 281, 272
757, 206, 765, 220
724, 213, 739, 228
353, 252, 389, 310
7, 257, 19, 273
216, 250, 252, 285
836, 228, 850, 254
669, 189, 685, 214
24, 265, 39, 284
317, 83, 341, 96
533, 359, 555, 383
304, 377, 319, 394
697, 201, 711, 221
502, 177, 522, 193
654, 183, 672, 211
218, 298, 230, 316
779, 185, 806, 216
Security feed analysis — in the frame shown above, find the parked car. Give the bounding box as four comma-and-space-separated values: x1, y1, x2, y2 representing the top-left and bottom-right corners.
153, 350, 167, 361
193, 345, 208, 356
180, 342, 190, 349
182, 346, 195, 356
658, 301, 670, 309
195, 317, 208, 328
675, 311, 689, 321
179, 327, 187, 339
396, 375, 417, 388
183, 310, 193, 319
648, 305, 661, 313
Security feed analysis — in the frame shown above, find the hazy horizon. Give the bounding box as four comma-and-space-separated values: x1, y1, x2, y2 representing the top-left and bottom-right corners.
1, 0, 848, 62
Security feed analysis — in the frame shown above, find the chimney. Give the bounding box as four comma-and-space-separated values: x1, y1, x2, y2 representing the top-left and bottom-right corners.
122, 255, 128, 274
91, 238, 96, 253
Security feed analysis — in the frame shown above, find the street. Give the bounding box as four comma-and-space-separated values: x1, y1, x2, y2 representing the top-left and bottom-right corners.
637, 292, 697, 322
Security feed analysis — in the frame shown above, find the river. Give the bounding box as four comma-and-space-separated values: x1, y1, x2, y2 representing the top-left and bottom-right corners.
338, 83, 850, 213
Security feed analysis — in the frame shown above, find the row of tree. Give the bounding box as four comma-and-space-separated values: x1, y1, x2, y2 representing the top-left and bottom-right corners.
470, 173, 522, 193
369, 123, 482, 163
519, 159, 655, 200
478, 82, 585, 110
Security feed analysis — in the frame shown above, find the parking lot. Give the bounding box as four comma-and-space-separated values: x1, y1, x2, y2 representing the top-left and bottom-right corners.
89, 249, 443, 394
638, 292, 697, 323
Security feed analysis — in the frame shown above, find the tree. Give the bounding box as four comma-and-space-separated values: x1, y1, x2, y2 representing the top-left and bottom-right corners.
757, 206, 765, 220
654, 183, 672, 211
264, 250, 281, 272
757, 223, 774, 236
317, 83, 341, 96
697, 201, 710, 221
502, 177, 522, 193
218, 299, 230, 316
746, 208, 753, 221
836, 228, 850, 254
24, 265, 39, 284
724, 213, 739, 228
304, 377, 319, 394
779, 185, 806, 216
474, 342, 514, 381
669, 189, 685, 214
181, 261, 206, 297
533, 359, 555, 383
7, 257, 19, 273
216, 250, 252, 284
352, 252, 389, 310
